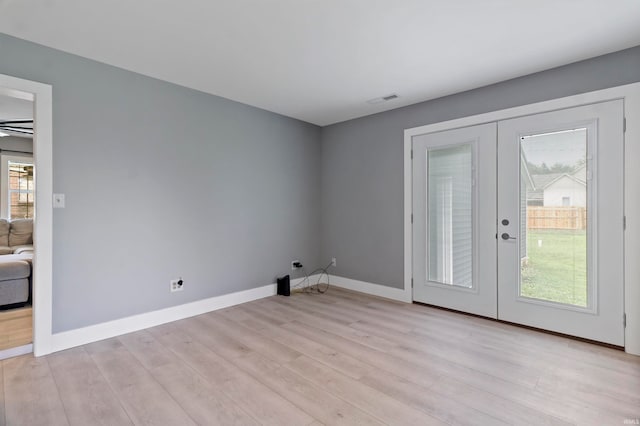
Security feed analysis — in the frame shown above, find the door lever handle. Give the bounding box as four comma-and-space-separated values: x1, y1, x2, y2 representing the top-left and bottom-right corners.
501, 233, 516, 240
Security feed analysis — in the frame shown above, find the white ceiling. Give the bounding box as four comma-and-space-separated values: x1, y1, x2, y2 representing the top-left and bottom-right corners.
1, 1, 639, 126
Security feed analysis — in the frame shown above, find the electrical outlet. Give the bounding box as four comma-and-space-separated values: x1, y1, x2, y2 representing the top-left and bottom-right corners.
170, 278, 184, 292
291, 260, 303, 270
331, 257, 337, 267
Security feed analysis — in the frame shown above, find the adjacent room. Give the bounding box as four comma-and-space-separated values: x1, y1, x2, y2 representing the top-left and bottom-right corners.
0, 1, 638, 424
0, 94, 34, 356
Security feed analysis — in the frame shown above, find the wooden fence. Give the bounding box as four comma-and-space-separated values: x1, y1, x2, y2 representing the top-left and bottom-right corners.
527, 206, 587, 230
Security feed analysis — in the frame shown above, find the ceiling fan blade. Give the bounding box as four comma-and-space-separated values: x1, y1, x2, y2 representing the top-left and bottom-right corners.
0, 126, 34, 135
0, 125, 33, 130
0, 119, 33, 125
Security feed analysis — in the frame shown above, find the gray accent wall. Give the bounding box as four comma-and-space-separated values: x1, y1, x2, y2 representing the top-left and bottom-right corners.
321, 45, 640, 289
0, 33, 321, 333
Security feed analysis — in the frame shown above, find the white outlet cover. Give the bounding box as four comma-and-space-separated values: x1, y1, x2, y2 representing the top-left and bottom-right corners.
170, 279, 183, 292
53, 193, 65, 208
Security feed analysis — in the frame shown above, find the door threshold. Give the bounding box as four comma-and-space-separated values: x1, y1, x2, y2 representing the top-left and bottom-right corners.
412, 301, 624, 351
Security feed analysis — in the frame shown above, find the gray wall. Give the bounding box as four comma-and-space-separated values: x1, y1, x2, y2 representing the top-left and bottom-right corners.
321, 45, 640, 289
1, 32, 638, 332
0, 33, 321, 333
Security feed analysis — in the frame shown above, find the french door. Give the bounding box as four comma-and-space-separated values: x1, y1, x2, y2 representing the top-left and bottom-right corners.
412, 100, 624, 345
412, 123, 497, 318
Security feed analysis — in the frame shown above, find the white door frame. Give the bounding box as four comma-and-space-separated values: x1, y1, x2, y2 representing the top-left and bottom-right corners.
0, 73, 53, 357
404, 82, 640, 355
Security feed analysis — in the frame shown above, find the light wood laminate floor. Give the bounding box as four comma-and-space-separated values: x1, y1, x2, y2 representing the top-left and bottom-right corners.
0, 306, 31, 351
1, 288, 638, 425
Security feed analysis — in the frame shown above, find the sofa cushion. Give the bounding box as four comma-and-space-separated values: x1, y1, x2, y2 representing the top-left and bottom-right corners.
0, 278, 29, 306
9, 219, 33, 247
12, 245, 33, 255
0, 247, 13, 255
0, 220, 8, 247
0, 253, 32, 265
0, 259, 30, 281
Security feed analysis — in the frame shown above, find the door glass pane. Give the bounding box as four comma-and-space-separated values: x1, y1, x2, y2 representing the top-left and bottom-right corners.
427, 144, 472, 288
520, 129, 587, 307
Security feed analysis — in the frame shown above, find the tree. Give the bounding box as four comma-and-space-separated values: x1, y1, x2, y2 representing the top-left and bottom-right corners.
526, 159, 585, 175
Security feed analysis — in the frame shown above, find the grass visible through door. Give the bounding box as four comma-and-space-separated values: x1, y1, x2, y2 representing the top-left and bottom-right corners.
521, 229, 587, 307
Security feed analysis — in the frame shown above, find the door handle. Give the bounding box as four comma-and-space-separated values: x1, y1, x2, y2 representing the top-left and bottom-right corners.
501, 233, 516, 240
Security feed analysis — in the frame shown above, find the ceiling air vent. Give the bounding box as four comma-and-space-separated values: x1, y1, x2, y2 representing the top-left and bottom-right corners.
366, 93, 399, 104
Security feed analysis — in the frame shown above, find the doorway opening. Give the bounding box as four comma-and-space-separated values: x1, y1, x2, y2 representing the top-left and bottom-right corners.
0, 74, 53, 358
0, 94, 35, 357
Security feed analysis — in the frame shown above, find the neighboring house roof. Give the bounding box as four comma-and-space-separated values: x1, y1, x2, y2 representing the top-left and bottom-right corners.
528, 172, 586, 201
540, 173, 586, 189
528, 173, 562, 202
571, 164, 587, 184
531, 173, 563, 190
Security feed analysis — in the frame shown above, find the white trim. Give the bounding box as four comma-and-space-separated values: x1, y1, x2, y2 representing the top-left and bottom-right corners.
330, 275, 412, 303
51, 282, 283, 352
623, 85, 640, 355
0, 343, 33, 360
404, 82, 640, 355
49, 275, 314, 353
0, 74, 53, 357
403, 128, 413, 304
405, 87, 631, 137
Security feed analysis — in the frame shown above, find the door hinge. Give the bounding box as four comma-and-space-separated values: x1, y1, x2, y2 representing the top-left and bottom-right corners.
411, 278, 414, 288
411, 149, 413, 159
623, 117, 627, 133
623, 313, 626, 328
411, 213, 413, 224
623, 215, 626, 230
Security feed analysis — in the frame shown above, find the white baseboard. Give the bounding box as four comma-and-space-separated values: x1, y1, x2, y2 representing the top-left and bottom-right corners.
49, 279, 300, 354
330, 275, 412, 303
0, 343, 33, 360
47, 274, 408, 355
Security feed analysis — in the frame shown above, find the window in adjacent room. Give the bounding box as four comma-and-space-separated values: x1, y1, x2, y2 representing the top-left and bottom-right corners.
8, 161, 34, 219
1, 155, 34, 219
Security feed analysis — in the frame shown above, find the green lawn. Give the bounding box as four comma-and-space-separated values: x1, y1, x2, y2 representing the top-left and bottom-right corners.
521, 229, 587, 307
